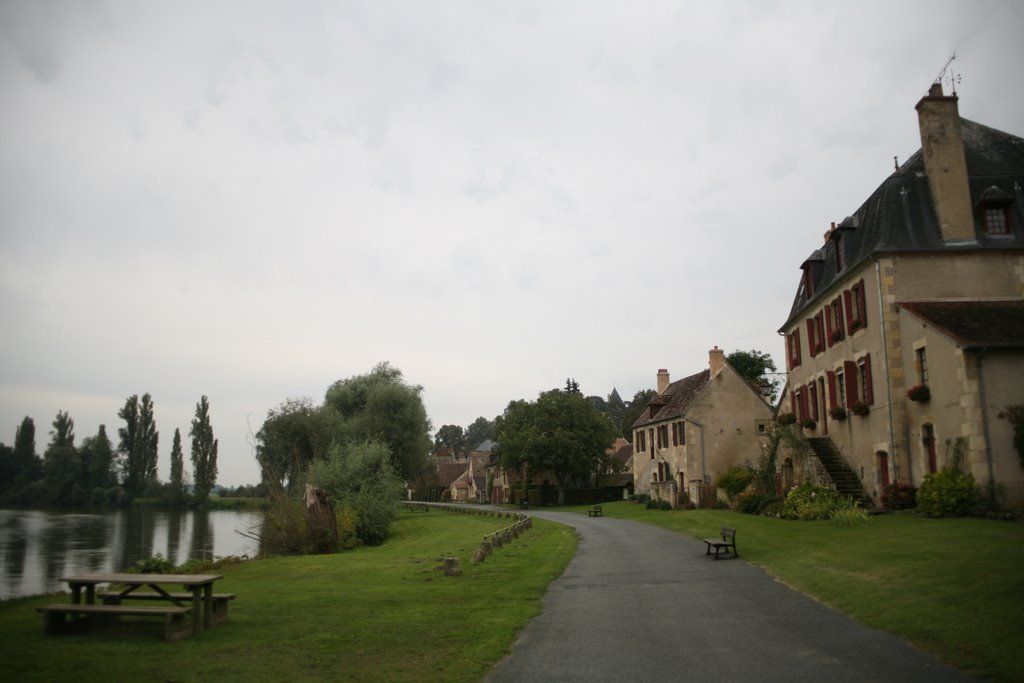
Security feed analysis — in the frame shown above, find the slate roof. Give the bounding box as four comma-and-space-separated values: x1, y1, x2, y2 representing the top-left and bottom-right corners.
900, 300, 1024, 349
473, 439, 496, 453
782, 118, 1024, 329
631, 369, 711, 429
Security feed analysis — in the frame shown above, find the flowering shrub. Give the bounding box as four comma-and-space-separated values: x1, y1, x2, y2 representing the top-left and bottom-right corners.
830, 498, 871, 526
917, 466, 979, 517
881, 482, 917, 510
782, 483, 843, 520
907, 384, 930, 402
776, 412, 797, 425
715, 466, 754, 501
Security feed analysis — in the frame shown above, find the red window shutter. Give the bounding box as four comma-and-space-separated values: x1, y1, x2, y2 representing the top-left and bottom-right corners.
844, 360, 859, 408
834, 297, 844, 337
680, 422, 685, 445
827, 371, 837, 409
806, 319, 816, 354
844, 289, 855, 330
808, 383, 818, 420
824, 304, 835, 347
856, 279, 867, 328
791, 391, 798, 418
863, 354, 874, 404
794, 328, 802, 366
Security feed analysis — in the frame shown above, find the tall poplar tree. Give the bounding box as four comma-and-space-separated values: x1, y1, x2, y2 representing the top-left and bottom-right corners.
119, 393, 159, 498
169, 428, 184, 504
190, 396, 218, 505
44, 410, 79, 505
13, 416, 41, 484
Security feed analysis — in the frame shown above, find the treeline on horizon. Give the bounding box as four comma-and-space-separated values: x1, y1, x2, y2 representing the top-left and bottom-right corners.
0, 394, 224, 509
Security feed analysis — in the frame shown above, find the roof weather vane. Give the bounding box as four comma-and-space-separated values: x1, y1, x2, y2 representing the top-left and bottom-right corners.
934, 52, 962, 95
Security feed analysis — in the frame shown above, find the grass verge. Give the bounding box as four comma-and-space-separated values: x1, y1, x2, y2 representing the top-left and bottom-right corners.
0, 509, 575, 683
569, 501, 1024, 681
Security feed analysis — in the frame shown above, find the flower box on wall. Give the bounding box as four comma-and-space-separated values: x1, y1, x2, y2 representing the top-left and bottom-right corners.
850, 402, 870, 416
801, 419, 817, 430
907, 384, 931, 402
777, 412, 797, 425
829, 406, 848, 420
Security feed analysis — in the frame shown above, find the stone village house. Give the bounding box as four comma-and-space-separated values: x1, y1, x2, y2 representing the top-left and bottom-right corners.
778, 83, 1024, 510
631, 346, 774, 507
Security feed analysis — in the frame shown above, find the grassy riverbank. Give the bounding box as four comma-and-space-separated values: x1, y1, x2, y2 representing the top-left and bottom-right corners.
0, 509, 576, 682
577, 501, 1024, 681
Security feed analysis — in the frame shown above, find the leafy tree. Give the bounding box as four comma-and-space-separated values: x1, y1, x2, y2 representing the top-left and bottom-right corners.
323, 362, 432, 481
169, 428, 184, 504
495, 389, 616, 505
464, 416, 495, 450
726, 349, 780, 401
43, 411, 80, 505
79, 424, 116, 490
564, 378, 581, 395
13, 416, 42, 483
190, 396, 219, 506
621, 389, 657, 442
256, 397, 340, 493
308, 441, 405, 546
118, 394, 159, 498
0, 442, 15, 493
433, 424, 466, 454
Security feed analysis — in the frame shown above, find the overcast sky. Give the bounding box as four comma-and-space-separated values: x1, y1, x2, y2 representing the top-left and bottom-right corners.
1, 1, 1022, 486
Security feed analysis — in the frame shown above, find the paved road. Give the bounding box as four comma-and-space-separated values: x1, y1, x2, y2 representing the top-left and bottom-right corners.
486, 510, 973, 682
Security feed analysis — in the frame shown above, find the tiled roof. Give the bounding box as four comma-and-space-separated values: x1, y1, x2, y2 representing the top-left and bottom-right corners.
900, 300, 1024, 349
440, 462, 469, 486
631, 369, 711, 429
782, 118, 1024, 329
606, 438, 633, 466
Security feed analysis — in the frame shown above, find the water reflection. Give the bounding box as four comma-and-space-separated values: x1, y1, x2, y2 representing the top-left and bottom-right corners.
0, 508, 260, 600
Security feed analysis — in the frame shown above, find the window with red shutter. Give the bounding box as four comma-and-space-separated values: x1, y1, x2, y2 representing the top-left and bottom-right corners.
808, 382, 818, 420
859, 354, 874, 404
844, 360, 859, 408
827, 371, 837, 409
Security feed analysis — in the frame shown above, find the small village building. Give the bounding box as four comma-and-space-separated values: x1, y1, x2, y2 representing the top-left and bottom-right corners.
631, 347, 774, 506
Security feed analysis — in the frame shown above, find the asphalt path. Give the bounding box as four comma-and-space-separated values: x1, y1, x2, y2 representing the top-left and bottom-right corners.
486, 509, 973, 682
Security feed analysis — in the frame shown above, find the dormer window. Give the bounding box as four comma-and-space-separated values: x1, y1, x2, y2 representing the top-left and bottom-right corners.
802, 266, 815, 298
834, 233, 846, 271
978, 186, 1013, 236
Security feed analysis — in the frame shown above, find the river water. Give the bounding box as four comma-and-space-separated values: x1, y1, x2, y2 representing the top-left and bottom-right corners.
0, 508, 262, 601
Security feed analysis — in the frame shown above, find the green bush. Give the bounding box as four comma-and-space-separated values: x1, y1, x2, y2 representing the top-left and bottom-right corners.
715, 466, 754, 501
881, 482, 917, 510
129, 554, 176, 574
735, 491, 764, 514
916, 466, 979, 517
829, 498, 871, 527
645, 498, 672, 510
782, 483, 843, 520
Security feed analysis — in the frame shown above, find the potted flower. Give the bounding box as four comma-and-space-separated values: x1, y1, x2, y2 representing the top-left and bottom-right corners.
801, 418, 817, 430
829, 329, 844, 344
777, 412, 797, 425
907, 384, 930, 402
851, 401, 870, 416
829, 406, 847, 420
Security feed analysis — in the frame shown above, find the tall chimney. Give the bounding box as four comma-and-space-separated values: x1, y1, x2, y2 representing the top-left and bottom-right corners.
915, 82, 974, 242
709, 346, 726, 378
657, 369, 670, 395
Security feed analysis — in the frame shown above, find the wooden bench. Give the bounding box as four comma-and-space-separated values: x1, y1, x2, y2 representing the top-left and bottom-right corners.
588, 505, 603, 517
408, 503, 430, 512
37, 603, 192, 642
519, 500, 529, 509
703, 526, 738, 560
99, 592, 236, 625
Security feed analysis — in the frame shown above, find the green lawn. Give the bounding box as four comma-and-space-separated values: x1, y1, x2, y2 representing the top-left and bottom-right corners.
0, 509, 576, 683
570, 501, 1024, 681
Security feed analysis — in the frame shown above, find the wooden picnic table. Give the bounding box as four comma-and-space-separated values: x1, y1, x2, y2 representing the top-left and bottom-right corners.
59, 572, 223, 636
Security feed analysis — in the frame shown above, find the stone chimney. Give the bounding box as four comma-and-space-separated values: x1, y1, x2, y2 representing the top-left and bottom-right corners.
657, 369, 670, 395
709, 346, 726, 378
915, 82, 974, 242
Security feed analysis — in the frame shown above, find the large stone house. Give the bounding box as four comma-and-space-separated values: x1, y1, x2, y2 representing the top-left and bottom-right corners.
631, 347, 774, 506
778, 82, 1024, 510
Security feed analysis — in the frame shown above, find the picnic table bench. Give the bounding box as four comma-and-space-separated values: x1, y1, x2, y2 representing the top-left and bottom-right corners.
37, 603, 192, 642
408, 502, 430, 512
99, 591, 236, 625
703, 526, 738, 560
588, 504, 603, 517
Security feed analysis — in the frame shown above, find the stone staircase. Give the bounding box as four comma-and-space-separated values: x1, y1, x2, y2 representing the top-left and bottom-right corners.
806, 437, 872, 506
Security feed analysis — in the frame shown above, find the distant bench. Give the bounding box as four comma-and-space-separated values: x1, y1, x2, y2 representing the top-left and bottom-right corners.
407, 503, 430, 512
99, 592, 236, 625
703, 526, 738, 560
588, 505, 603, 518
37, 603, 192, 642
